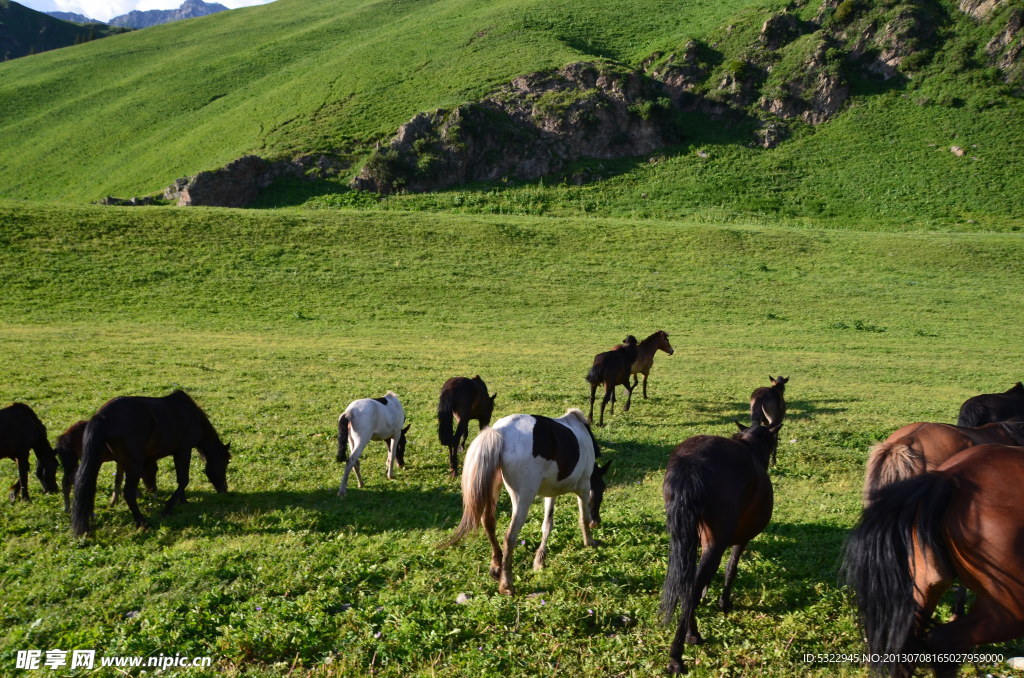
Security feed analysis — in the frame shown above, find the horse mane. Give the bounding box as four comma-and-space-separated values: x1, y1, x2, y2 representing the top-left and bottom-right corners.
863, 439, 925, 505
385, 390, 399, 399
1011, 382, 1024, 393
640, 330, 667, 346
562, 408, 589, 426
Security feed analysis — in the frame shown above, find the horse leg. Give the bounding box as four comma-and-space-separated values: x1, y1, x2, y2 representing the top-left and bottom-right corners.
338, 437, 368, 497
143, 460, 158, 495
685, 542, 728, 645
533, 496, 555, 571
452, 417, 470, 477
599, 385, 612, 427
121, 469, 150, 529
623, 380, 635, 412
588, 382, 598, 425
642, 371, 650, 399
385, 438, 395, 480
162, 449, 191, 516
609, 384, 616, 415
499, 488, 536, 596
926, 597, 1024, 678
110, 464, 123, 507
718, 543, 747, 612
485, 499, 503, 580
575, 492, 599, 547
12, 453, 30, 501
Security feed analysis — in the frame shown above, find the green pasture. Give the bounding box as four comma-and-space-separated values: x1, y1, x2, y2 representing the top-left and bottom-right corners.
1, 202, 1022, 675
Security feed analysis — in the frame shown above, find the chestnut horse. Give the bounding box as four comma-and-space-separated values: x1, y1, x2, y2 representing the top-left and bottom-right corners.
661, 422, 782, 674
437, 376, 496, 477
586, 335, 638, 427
845, 444, 1024, 678
71, 390, 231, 535
55, 420, 158, 512
862, 420, 1024, 505
630, 330, 675, 399
442, 408, 609, 596
0, 403, 58, 501
957, 382, 1024, 427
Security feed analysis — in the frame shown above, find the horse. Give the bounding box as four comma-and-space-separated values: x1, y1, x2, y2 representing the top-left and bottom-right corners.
845, 444, 1024, 678
957, 382, 1024, 427
336, 391, 409, 497
750, 375, 788, 426
70, 390, 231, 536
586, 335, 639, 427
437, 376, 496, 477
0, 403, 59, 501
661, 421, 782, 675
630, 330, 675, 399
441, 408, 610, 596
862, 420, 1024, 505
55, 420, 158, 512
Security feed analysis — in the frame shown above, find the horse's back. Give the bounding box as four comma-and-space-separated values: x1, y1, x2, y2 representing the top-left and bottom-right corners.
495, 413, 595, 494
0, 403, 42, 456
346, 393, 404, 436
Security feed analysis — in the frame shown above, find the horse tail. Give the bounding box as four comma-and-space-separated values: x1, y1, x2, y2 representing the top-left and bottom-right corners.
862, 438, 924, 506
337, 413, 350, 463
437, 387, 456, 447
585, 359, 603, 386
843, 472, 956, 674
956, 399, 985, 428
660, 456, 708, 623
440, 426, 503, 548
71, 415, 108, 536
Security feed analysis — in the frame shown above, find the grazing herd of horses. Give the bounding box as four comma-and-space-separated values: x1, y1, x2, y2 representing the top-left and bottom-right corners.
3, 332, 1024, 675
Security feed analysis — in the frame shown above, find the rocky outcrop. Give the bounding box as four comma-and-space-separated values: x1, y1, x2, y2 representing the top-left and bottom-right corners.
760, 13, 804, 50
164, 153, 344, 207
959, 0, 1005, 20
761, 41, 850, 124
352, 63, 686, 194
108, 0, 227, 29
986, 7, 1024, 85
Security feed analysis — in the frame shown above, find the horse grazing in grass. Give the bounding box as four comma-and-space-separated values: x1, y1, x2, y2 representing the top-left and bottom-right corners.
0, 403, 58, 501
55, 420, 158, 512
630, 330, 675, 399
442, 408, 609, 596
661, 422, 781, 674
70, 390, 231, 536
437, 376, 496, 477
845, 444, 1024, 678
336, 391, 409, 497
863, 420, 1024, 506
957, 382, 1024, 427
586, 335, 639, 427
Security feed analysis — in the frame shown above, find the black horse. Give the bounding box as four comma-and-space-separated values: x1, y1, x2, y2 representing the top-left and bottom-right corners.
957, 382, 1024, 427
55, 420, 158, 512
71, 390, 231, 535
0, 403, 59, 501
586, 335, 639, 427
437, 375, 496, 477
661, 422, 782, 674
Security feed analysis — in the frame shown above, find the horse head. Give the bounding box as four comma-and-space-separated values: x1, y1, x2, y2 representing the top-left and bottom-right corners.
735, 420, 783, 466
589, 460, 612, 527
203, 441, 232, 493
770, 375, 789, 392
657, 330, 675, 355
396, 424, 411, 467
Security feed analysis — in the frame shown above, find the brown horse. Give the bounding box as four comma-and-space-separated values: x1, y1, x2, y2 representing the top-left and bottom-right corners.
55, 420, 158, 512
862, 420, 1024, 505
749, 375, 788, 426
0, 403, 58, 501
71, 390, 230, 535
437, 376, 496, 477
630, 330, 675, 399
845, 444, 1024, 678
957, 381, 1024, 427
586, 335, 638, 427
661, 421, 782, 674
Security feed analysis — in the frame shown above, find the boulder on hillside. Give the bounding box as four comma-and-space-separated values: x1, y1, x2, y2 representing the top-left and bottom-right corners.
986, 7, 1024, 85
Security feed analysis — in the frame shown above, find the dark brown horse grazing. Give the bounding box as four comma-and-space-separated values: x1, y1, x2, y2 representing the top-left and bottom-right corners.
661, 421, 782, 674
862, 420, 1024, 505
845, 444, 1024, 678
957, 382, 1024, 427
630, 330, 675, 399
586, 335, 639, 427
0, 403, 58, 501
71, 390, 231, 536
55, 420, 158, 512
437, 376, 496, 477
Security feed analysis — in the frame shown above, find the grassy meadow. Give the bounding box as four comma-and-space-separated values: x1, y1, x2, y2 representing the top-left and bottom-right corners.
1, 202, 1023, 675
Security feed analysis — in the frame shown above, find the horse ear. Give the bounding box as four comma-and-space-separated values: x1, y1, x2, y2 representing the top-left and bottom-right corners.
735, 420, 747, 431
402, 424, 411, 434
769, 375, 776, 383
768, 423, 784, 435
491, 392, 497, 402
600, 460, 613, 474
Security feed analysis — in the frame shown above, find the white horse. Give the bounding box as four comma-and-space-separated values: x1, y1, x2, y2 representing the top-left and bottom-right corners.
336, 392, 410, 497
442, 407, 611, 595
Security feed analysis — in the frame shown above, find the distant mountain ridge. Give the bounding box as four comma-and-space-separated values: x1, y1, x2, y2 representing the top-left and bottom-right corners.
107, 0, 228, 28
46, 10, 102, 23
1, 0, 128, 61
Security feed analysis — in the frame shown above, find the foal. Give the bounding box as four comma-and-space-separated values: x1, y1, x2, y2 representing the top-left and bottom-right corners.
336, 392, 409, 497
630, 330, 675, 399
586, 335, 639, 427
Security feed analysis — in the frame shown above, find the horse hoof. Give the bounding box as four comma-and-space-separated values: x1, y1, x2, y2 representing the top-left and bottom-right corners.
718, 597, 732, 613
498, 584, 515, 596
489, 566, 502, 580
685, 633, 703, 646
667, 658, 687, 674
587, 538, 603, 548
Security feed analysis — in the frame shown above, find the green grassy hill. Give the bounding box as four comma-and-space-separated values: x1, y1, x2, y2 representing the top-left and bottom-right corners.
0, 0, 128, 61
0, 0, 1021, 228
1, 202, 1022, 675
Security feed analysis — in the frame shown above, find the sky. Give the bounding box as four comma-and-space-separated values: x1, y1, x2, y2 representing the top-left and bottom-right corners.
18, 0, 275, 22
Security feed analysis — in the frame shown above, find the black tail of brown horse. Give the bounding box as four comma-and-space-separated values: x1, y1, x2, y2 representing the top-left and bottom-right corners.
71, 415, 108, 536
437, 387, 456, 449
844, 472, 956, 677
660, 455, 708, 624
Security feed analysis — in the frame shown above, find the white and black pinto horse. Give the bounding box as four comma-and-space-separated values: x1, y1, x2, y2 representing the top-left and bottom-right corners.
442, 407, 611, 595
336, 391, 410, 497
